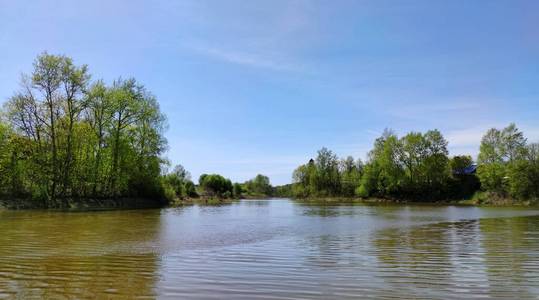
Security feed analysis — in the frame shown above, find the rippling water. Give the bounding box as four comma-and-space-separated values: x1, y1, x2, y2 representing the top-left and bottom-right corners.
1, 199, 539, 299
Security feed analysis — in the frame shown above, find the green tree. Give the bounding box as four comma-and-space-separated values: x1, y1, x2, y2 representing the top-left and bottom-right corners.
163, 164, 191, 198
199, 174, 233, 198
422, 129, 450, 195
477, 124, 529, 199
506, 143, 539, 199
373, 130, 404, 195
244, 174, 272, 196
399, 132, 426, 189
233, 182, 243, 198
314, 147, 341, 196
340, 156, 362, 197
292, 159, 317, 197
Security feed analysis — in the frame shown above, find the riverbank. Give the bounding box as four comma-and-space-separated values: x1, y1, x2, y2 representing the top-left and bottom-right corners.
2, 192, 537, 210
294, 192, 538, 207
168, 194, 276, 206
169, 196, 238, 206
0, 197, 166, 211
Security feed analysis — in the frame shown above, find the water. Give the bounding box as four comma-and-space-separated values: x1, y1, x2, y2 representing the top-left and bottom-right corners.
1, 199, 539, 299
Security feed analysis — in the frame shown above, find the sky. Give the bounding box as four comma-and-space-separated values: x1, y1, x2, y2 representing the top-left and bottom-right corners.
1, 0, 538, 185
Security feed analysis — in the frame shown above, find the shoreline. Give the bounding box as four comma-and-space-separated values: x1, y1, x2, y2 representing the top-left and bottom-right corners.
292, 194, 539, 207
2, 193, 537, 211
0, 197, 166, 211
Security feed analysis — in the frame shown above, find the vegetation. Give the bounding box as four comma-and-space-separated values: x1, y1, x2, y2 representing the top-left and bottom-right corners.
0, 53, 167, 208
1, 54, 536, 209
292, 125, 537, 204
162, 164, 197, 201
477, 124, 539, 202
273, 184, 293, 198
241, 174, 273, 198
198, 174, 233, 198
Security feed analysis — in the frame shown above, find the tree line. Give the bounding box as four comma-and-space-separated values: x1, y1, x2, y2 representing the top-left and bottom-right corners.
162, 167, 274, 201
2, 54, 536, 208
290, 124, 538, 203
1, 53, 279, 208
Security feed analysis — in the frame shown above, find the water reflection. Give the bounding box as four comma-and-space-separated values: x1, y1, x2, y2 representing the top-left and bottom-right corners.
372, 216, 539, 298
0, 210, 162, 298
480, 216, 539, 297
1, 200, 539, 299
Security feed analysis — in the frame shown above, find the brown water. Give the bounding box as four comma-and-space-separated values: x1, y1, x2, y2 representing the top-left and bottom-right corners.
1, 199, 539, 299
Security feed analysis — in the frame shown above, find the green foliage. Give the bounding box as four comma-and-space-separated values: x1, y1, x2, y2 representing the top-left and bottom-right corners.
450, 155, 473, 174
506, 160, 535, 199
1, 53, 168, 208
478, 123, 527, 164
185, 180, 198, 197
292, 148, 343, 197
356, 162, 379, 198
199, 174, 233, 198
340, 156, 362, 197
477, 163, 506, 195
233, 183, 243, 198
292, 128, 477, 201
373, 131, 403, 195
244, 174, 272, 196
162, 164, 197, 200
477, 124, 537, 200
273, 184, 293, 197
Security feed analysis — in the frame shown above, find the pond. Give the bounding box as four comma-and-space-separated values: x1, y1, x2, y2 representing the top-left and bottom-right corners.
1, 199, 539, 299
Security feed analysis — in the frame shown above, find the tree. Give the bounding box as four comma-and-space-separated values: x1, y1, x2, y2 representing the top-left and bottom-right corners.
233, 182, 243, 198
422, 129, 450, 194
477, 163, 507, 195
399, 132, 426, 188
501, 123, 527, 162
85, 81, 111, 195
314, 147, 341, 196
356, 162, 379, 198
199, 174, 233, 198
340, 156, 362, 197
372, 130, 404, 195
244, 174, 272, 196
292, 159, 317, 197
163, 164, 191, 198
479, 124, 526, 164
506, 143, 539, 199
58, 56, 90, 198
477, 124, 530, 199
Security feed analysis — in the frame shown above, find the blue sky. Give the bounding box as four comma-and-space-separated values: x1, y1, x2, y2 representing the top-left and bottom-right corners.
1, 0, 538, 185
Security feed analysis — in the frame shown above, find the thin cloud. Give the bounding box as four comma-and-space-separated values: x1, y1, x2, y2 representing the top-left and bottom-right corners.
446, 123, 539, 158
190, 45, 303, 72
386, 100, 482, 120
